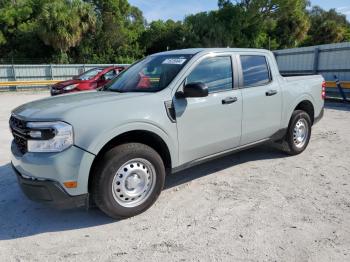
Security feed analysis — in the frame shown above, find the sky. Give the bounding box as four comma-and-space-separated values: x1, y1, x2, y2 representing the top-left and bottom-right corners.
128, 0, 350, 22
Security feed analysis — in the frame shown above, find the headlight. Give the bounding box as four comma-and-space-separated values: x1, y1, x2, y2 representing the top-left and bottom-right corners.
27, 122, 73, 153
63, 84, 78, 91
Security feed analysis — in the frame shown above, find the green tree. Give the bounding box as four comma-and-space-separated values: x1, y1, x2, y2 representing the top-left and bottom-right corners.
185, 1, 269, 48
185, 11, 231, 47
183, 0, 311, 50
303, 6, 350, 46
0, 0, 349, 64
220, 0, 310, 49
268, 0, 310, 48
82, 0, 145, 63
37, 0, 96, 63
0, 0, 53, 63
140, 20, 189, 55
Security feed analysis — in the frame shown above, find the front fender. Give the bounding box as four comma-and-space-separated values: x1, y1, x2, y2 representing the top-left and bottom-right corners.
82, 121, 178, 167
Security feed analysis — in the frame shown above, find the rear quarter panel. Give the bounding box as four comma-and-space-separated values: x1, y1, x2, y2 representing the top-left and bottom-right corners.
280, 75, 324, 128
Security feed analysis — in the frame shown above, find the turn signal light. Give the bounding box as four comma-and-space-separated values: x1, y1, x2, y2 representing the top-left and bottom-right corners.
322, 81, 326, 100
64, 181, 78, 188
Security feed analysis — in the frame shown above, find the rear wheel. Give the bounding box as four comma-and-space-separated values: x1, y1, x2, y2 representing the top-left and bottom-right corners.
283, 110, 312, 155
92, 143, 165, 219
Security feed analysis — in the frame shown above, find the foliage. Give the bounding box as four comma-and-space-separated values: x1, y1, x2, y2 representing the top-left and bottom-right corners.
0, 0, 349, 64
81, 0, 145, 63
302, 6, 350, 46
269, 0, 310, 48
0, 0, 53, 63
140, 20, 189, 55
154, 0, 311, 50
37, 0, 96, 63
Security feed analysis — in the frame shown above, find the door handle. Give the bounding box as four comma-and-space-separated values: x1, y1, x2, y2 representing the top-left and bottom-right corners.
266, 90, 278, 96
222, 96, 238, 104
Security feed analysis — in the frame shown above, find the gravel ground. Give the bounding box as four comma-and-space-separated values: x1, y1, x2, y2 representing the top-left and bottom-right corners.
0, 92, 350, 262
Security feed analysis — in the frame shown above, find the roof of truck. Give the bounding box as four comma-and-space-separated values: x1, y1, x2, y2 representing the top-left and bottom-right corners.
153, 48, 271, 56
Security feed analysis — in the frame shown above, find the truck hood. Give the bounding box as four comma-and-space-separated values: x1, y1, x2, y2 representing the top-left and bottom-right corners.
12, 91, 148, 120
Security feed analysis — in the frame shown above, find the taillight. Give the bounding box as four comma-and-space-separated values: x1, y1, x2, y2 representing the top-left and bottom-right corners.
322, 81, 326, 100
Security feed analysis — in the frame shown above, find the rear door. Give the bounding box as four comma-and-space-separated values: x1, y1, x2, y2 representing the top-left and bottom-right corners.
174, 54, 242, 164
238, 54, 282, 145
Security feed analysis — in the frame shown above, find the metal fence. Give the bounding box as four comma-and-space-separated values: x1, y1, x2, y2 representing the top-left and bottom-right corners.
1, 43, 350, 93
274, 42, 350, 100
274, 42, 350, 81
0, 64, 128, 91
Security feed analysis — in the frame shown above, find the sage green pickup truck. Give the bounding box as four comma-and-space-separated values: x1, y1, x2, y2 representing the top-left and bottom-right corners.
10, 48, 324, 219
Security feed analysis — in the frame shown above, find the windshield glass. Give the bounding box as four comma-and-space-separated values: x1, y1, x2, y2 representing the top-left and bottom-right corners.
104, 54, 193, 93
77, 68, 103, 80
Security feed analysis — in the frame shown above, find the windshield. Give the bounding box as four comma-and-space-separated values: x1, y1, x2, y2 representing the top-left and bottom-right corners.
104, 54, 193, 93
76, 68, 103, 80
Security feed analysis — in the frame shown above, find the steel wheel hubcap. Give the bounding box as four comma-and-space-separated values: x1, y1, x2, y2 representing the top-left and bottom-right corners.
293, 119, 308, 148
112, 158, 156, 208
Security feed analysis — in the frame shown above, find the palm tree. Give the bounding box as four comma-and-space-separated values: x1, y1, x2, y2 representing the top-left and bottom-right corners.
37, 0, 96, 63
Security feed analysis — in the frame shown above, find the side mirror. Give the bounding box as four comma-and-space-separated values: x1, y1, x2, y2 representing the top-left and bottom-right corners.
100, 75, 106, 81
177, 82, 208, 98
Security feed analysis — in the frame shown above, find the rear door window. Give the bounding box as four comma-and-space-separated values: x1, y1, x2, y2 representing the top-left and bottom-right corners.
240, 55, 271, 87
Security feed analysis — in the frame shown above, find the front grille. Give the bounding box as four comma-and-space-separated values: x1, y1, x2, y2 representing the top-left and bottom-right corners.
50, 86, 63, 96
9, 115, 28, 154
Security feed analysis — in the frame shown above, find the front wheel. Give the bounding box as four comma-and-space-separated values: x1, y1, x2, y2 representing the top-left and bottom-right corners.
92, 143, 165, 219
283, 110, 312, 155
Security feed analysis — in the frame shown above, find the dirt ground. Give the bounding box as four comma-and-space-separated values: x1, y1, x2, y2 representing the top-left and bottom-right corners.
0, 92, 349, 262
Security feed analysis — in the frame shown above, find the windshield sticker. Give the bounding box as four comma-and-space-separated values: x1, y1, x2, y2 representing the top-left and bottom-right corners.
162, 58, 187, 65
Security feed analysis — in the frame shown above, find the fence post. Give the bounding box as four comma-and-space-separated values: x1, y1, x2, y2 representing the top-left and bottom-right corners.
49, 64, 54, 80
313, 47, 319, 74
11, 64, 17, 91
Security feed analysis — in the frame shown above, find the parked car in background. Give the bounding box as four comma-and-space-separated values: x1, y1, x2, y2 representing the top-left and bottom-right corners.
10, 48, 324, 219
50, 66, 125, 96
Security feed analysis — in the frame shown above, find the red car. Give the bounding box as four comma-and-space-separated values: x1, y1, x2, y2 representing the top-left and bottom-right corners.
50, 66, 125, 96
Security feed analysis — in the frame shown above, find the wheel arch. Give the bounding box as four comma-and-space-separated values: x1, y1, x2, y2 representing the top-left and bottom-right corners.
293, 100, 315, 124
284, 95, 315, 128
88, 129, 172, 194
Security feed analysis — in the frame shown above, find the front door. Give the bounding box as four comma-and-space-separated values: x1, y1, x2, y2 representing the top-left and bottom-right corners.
174, 54, 242, 165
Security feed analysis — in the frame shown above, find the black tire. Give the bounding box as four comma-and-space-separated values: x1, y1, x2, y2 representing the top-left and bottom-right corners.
92, 143, 165, 219
283, 110, 312, 155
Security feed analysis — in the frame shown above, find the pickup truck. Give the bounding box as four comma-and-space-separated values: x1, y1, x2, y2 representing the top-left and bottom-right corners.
10, 48, 325, 219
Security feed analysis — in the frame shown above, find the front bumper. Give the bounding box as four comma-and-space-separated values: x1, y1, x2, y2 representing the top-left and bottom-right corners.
11, 141, 95, 197
50, 87, 77, 96
13, 164, 88, 208
50, 88, 68, 96
50, 87, 64, 96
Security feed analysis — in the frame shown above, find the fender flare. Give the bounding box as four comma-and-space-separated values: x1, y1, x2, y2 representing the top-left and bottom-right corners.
87, 121, 178, 167
283, 93, 315, 128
